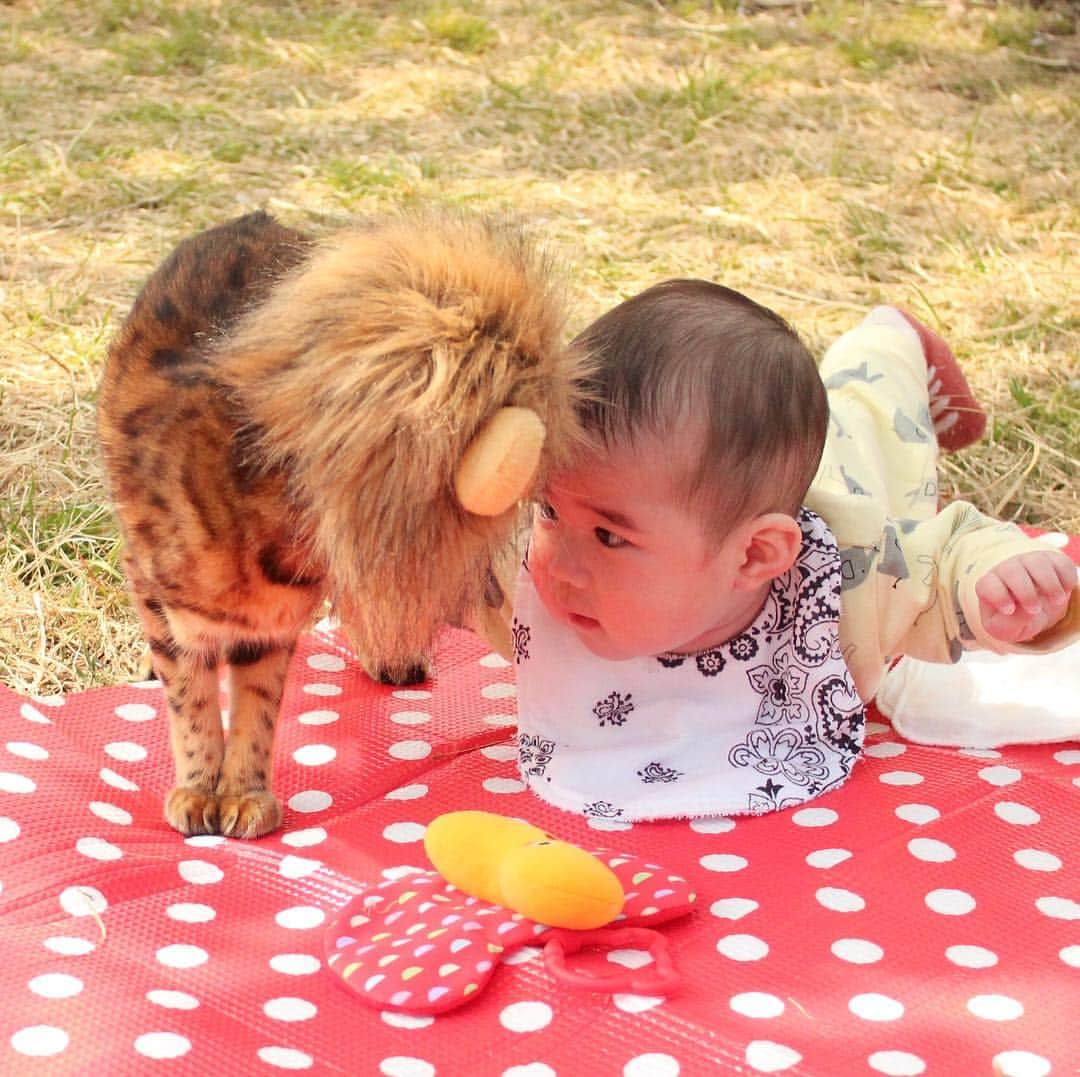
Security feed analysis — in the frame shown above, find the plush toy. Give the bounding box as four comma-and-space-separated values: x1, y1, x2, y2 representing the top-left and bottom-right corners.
324, 811, 697, 1014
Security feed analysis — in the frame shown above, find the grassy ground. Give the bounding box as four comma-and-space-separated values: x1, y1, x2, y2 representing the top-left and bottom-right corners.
1, 0, 1077, 696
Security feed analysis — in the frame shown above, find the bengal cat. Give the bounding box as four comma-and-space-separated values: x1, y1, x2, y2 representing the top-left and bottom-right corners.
98, 211, 585, 839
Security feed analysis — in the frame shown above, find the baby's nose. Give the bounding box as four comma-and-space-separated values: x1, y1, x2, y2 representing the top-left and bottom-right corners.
544, 536, 588, 589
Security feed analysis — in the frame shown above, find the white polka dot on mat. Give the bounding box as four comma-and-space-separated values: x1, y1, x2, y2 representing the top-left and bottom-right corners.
481, 744, 518, 762
10, 1025, 69, 1057
0, 771, 35, 793
482, 683, 516, 699
499, 1001, 553, 1032
745, 1040, 803, 1073
864, 742, 907, 759
483, 777, 525, 794
946, 945, 997, 968
689, 817, 736, 834
504, 946, 541, 967
88, 801, 132, 825
103, 741, 146, 762
1035, 896, 1080, 920
925, 889, 976, 915
608, 948, 653, 970
281, 826, 327, 848
388, 740, 432, 761
178, 860, 223, 885
700, 853, 748, 873
257, 1045, 314, 1069
99, 768, 139, 792
76, 837, 123, 861
908, 838, 956, 863
730, 992, 785, 1018
978, 765, 1021, 786
992, 1051, 1051, 1077
379, 1059, 435, 1077
270, 954, 321, 976
806, 848, 852, 869
19, 702, 53, 725
816, 887, 865, 913
868, 1051, 926, 1076
967, 994, 1023, 1021
155, 944, 208, 969
6, 741, 48, 761
59, 886, 107, 917
301, 682, 342, 697
274, 906, 326, 930
0, 816, 20, 842
585, 817, 633, 833
115, 702, 156, 722
792, 808, 837, 827
288, 790, 332, 813
864, 721, 888, 736
29, 973, 83, 999
710, 898, 758, 920
185, 834, 225, 848
382, 865, 425, 882
390, 711, 431, 726
279, 855, 321, 881
293, 744, 336, 766
393, 689, 432, 701
263, 997, 317, 1022
831, 938, 883, 964
624, 1054, 680, 1077
299, 712, 341, 732
849, 993, 904, 1021
166, 902, 216, 924
894, 803, 940, 825
878, 770, 924, 786
1013, 848, 1061, 872
306, 653, 346, 672
484, 713, 517, 728
479, 652, 511, 669
147, 989, 199, 1010
385, 784, 429, 801
613, 993, 665, 1014
1054, 749, 1080, 765
1060, 945, 1080, 968
380, 1011, 434, 1030
134, 1032, 191, 1060
716, 934, 769, 961
382, 822, 425, 844
503, 1064, 556, 1077
44, 937, 95, 956
1036, 531, 1069, 548
995, 802, 1040, 825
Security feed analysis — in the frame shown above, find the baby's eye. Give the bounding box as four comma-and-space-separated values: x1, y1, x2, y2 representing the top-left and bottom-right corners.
536, 499, 558, 523
595, 527, 628, 549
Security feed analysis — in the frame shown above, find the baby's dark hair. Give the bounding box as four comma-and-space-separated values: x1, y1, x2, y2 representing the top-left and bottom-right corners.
573, 279, 828, 537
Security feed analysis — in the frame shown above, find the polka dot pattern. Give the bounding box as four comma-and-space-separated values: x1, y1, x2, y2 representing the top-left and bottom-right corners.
1, 597, 1078, 1074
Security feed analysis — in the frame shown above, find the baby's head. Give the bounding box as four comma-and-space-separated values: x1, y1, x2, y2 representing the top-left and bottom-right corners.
529, 279, 828, 661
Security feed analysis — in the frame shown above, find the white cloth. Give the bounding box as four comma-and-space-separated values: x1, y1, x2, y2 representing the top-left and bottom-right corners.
876, 643, 1080, 749
512, 509, 865, 820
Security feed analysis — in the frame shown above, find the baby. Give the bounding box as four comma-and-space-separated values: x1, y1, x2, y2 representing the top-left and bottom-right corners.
508, 281, 1078, 820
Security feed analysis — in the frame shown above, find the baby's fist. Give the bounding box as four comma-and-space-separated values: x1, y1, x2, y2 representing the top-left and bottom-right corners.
976, 549, 1077, 644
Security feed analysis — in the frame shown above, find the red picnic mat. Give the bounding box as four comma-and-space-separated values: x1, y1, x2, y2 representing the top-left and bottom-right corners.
2, 532, 1078, 1077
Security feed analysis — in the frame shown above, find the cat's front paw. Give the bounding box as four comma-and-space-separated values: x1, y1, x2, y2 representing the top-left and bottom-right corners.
165, 786, 221, 836
217, 790, 282, 839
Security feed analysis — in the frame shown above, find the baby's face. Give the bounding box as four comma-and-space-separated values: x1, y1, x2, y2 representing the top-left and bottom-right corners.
528, 438, 753, 661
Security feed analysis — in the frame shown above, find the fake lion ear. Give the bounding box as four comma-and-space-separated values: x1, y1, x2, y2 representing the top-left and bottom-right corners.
455, 406, 546, 517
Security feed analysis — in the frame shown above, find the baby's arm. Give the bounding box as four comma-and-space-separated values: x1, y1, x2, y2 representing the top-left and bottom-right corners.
975, 549, 1077, 644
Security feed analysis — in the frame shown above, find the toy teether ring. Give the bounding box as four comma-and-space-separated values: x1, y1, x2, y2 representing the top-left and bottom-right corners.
543, 926, 680, 996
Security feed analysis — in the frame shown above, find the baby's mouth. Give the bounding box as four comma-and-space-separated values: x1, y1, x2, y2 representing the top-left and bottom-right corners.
568, 612, 600, 630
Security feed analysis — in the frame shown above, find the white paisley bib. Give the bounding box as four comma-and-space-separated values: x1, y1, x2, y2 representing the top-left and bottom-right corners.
512, 508, 865, 821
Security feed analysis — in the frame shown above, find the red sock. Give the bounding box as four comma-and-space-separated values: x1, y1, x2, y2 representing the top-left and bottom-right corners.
897, 310, 987, 452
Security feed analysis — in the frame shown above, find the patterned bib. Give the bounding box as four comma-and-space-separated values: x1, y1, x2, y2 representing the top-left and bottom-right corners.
513, 508, 865, 820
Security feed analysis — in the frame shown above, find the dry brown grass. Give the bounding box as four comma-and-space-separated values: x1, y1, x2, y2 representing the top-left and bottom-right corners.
2, 0, 1077, 695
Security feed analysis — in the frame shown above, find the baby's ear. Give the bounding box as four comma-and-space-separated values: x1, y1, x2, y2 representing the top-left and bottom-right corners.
735, 513, 803, 588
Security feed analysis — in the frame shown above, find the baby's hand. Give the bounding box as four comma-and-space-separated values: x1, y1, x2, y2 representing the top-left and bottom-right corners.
975, 550, 1077, 643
